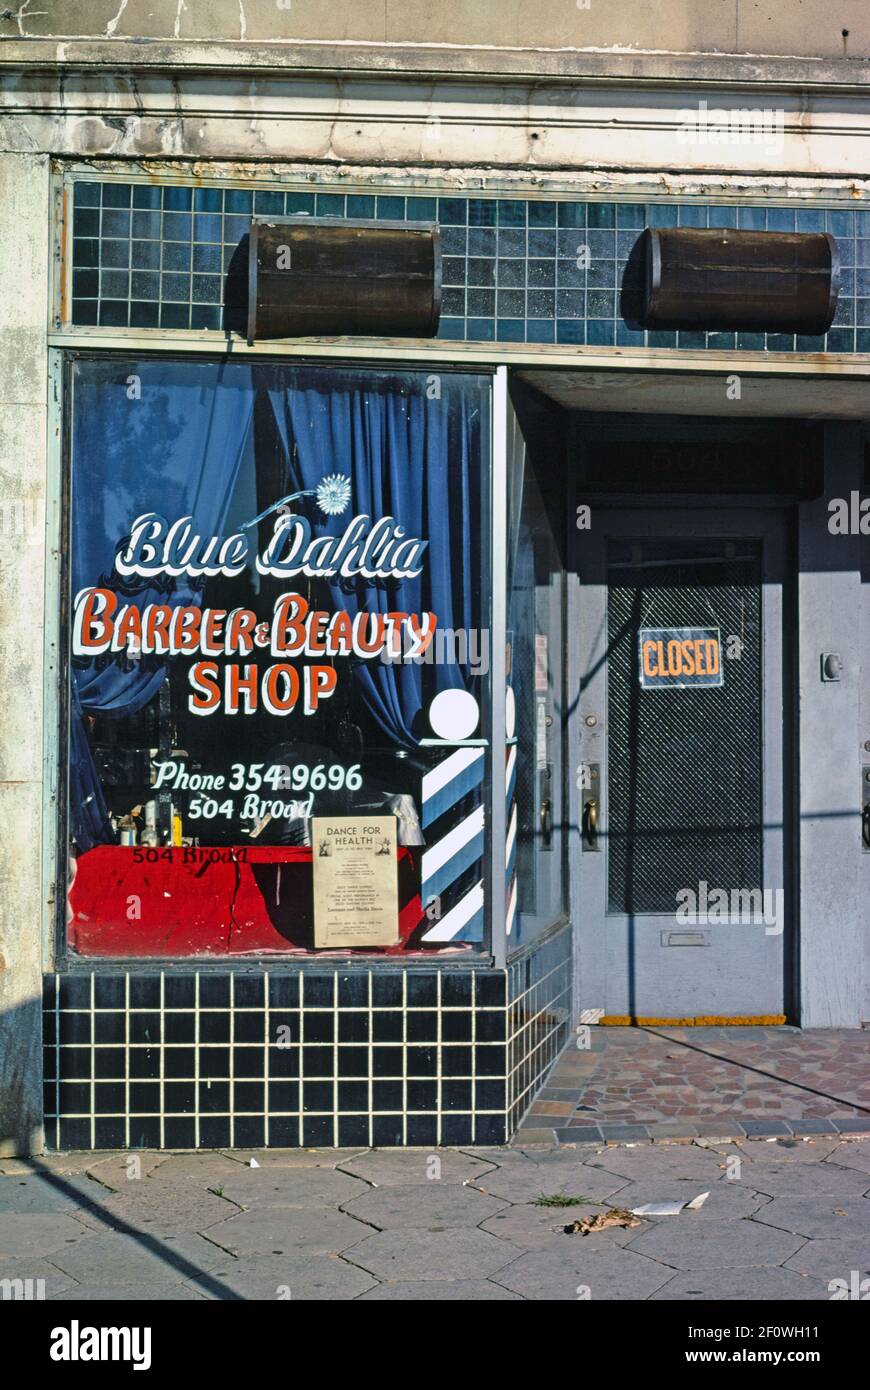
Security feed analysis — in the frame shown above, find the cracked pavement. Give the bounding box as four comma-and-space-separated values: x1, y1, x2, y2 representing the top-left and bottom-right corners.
1, 1136, 868, 1300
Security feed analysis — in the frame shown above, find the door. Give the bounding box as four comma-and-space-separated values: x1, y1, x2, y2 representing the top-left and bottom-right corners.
575, 508, 787, 1022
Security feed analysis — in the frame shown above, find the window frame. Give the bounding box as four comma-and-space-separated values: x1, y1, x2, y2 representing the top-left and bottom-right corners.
48, 348, 504, 971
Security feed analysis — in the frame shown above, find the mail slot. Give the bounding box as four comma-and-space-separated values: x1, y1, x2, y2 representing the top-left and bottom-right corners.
661, 930, 711, 947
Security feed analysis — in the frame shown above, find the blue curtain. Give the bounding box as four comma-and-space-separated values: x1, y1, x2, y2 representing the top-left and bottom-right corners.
265, 373, 482, 747
70, 360, 256, 850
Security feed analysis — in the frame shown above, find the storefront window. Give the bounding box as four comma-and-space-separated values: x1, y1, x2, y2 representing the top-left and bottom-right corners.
505, 404, 568, 948
64, 357, 491, 956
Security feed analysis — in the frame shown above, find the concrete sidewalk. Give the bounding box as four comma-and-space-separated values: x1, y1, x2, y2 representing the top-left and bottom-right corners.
1, 1136, 868, 1301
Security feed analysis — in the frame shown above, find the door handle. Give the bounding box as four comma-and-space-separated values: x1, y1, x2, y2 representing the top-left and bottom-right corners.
540, 798, 553, 847
863, 803, 870, 850
582, 797, 599, 849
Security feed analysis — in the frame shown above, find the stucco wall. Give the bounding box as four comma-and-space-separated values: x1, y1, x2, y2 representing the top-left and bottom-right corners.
0, 152, 49, 1155
798, 428, 865, 1027
1, 0, 868, 62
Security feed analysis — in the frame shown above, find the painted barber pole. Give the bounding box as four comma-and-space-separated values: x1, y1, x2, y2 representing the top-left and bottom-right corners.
505, 741, 518, 937
420, 745, 484, 829
420, 805, 485, 905
420, 692, 487, 943
420, 880, 485, 944
505, 687, 518, 936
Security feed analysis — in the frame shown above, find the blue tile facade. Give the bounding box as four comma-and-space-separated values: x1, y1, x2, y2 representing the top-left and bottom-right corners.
507, 925, 572, 1135
43, 941, 570, 1148
70, 179, 870, 353
43, 967, 509, 1150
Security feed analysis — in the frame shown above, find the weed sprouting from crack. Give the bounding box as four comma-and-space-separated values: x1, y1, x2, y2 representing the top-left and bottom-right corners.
533, 1193, 596, 1208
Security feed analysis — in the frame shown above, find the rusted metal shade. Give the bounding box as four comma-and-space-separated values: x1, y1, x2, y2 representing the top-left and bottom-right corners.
247, 217, 441, 341
642, 226, 839, 334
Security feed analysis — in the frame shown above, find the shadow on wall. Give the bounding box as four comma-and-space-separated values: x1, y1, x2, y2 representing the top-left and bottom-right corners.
224, 233, 249, 336
0, 993, 43, 1158
619, 233, 646, 332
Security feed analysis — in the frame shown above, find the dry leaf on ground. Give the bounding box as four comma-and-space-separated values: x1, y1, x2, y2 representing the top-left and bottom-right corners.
564, 1207, 643, 1235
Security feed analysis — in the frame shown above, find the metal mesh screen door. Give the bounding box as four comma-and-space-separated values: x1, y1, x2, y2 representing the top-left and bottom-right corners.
606, 539, 763, 914
575, 505, 786, 1021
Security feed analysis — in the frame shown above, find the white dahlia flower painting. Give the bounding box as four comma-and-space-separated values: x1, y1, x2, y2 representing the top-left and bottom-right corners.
315, 473, 352, 516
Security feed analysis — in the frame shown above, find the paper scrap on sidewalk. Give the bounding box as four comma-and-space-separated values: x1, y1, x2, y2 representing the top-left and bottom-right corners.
630, 1190, 709, 1216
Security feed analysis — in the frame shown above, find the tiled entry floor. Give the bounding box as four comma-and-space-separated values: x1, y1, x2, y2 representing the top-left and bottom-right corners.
517, 1026, 870, 1145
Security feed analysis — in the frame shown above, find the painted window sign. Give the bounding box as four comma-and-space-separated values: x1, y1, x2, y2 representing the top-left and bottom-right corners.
65, 359, 491, 957
639, 627, 724, 690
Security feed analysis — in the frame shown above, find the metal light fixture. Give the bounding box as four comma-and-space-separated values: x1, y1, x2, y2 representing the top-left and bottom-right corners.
641, 226, 839, 334
247, 217, 441, 341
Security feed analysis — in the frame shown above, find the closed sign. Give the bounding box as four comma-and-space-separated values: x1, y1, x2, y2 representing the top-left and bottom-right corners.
639, 626, 723, 689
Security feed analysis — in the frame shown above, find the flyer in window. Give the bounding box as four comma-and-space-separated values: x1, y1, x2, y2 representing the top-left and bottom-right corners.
312, 815, 399, 948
